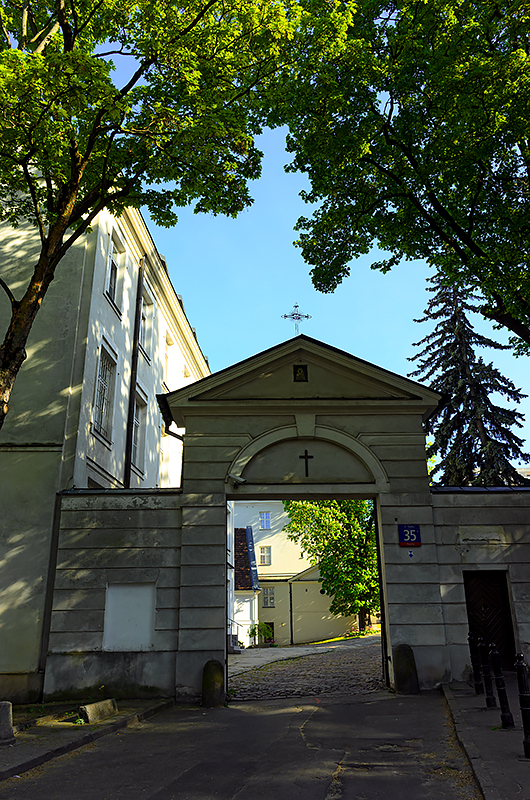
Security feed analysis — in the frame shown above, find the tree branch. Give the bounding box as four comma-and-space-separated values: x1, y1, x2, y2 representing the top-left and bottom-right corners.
57, 185, 132, 261
0, 6, 12, 47
21, 161, 46, 243
0, 278, 18, 309
170, 0, 219, 44
56, 0, 74, 50
361, 154, 472, 265
19, 0, 29, 49
381, 120, 489, 261
482, 295, 530, 345
33, 21, 60, 53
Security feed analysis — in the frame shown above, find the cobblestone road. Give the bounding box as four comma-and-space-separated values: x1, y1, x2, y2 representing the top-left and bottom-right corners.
228, 636, 386, 701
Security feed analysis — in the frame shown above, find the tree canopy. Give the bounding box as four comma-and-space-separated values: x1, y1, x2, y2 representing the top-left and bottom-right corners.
280, 0, 530, 346
283, 499, 380, 622
0, 0, 348, 429
409, 272, 530, 485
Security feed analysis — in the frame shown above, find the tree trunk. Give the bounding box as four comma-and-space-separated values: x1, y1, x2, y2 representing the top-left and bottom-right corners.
358, 608, 367, 631
0, 247, 63, 431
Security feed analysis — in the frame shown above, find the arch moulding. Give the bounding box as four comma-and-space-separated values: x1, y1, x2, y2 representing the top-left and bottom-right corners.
225, 424, 389, 492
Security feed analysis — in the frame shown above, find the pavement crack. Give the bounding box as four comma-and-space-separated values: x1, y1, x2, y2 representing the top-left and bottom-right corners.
297, 705, 320, 751
324, 761, 344, 799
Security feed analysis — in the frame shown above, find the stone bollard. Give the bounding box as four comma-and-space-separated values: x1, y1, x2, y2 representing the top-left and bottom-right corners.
489, 644, 514, 729
392, 644, 420, 694
468, 632, 484, 695
202, 659, 225, 708
515, 653, 530, 759
477, 637, 497, 709
0, 702, 16, 746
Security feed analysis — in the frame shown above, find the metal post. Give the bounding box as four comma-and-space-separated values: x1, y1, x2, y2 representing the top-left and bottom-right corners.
468, 631, 484, 695
490, 644, 514, 728
478, 637, 497, 708
515, 653, 530, 758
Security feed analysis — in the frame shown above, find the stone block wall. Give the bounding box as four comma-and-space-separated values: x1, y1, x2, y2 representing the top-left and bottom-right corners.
43, 489, 182, 699
38, 485, 530, 701
432, 488, 530, 681
379, 491, 449, 688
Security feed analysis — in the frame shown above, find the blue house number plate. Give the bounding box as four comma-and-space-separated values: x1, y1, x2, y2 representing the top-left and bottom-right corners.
398, 524, 421, 547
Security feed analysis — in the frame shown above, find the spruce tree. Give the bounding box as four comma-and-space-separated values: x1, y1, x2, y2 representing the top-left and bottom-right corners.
409, 273, 530, 486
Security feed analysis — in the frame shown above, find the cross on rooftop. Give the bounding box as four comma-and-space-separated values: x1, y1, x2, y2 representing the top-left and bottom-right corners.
281, 303, 312, 336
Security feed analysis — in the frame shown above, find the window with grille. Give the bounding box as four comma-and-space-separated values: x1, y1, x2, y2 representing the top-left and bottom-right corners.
93, 349, 115, 440
259, 511, 271, 529
263, 587, 275, 608
259, 546, 271, 566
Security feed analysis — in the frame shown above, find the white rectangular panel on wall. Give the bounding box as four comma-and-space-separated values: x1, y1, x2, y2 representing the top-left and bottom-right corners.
103, 583, 155, 651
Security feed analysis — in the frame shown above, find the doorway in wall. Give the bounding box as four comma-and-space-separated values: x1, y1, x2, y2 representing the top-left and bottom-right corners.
229, 497, 387, 693
463, 570, 516, 671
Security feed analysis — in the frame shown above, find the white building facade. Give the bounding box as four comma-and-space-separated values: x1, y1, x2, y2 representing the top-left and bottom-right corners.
0, 208, 209, 701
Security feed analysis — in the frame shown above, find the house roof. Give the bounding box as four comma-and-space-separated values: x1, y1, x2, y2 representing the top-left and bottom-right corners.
234, 527, 260, 591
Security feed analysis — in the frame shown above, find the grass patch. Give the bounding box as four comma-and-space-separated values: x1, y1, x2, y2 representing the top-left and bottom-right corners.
307, 626, 381, 645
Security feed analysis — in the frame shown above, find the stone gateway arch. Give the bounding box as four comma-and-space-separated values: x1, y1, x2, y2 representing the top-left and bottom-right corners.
159, 335, 448, 698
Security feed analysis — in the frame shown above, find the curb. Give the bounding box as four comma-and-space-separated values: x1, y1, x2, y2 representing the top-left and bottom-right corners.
0, 699, 175, 783
14, 709, 78, 734
442, 684, 502, 800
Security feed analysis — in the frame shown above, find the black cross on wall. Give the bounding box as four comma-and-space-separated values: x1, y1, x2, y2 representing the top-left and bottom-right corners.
299, 449, 314, 477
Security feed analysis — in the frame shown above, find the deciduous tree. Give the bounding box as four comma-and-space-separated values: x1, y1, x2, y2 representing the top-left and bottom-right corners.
280, 0, 530, 345
0, 0, 348, 429
283, 499, 379, 627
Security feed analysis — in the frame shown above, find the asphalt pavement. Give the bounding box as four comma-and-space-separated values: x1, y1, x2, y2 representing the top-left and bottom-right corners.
0, 638, 527, 799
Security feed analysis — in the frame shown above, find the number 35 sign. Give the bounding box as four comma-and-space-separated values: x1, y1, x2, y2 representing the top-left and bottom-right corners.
398, 524, 422, 547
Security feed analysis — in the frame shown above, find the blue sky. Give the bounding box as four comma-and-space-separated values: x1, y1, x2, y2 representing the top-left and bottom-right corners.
144, 127, 530, 458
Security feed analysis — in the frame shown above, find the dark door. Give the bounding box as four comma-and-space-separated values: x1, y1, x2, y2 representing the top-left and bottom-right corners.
463, 571, 516, 671
262, 622, 275, 642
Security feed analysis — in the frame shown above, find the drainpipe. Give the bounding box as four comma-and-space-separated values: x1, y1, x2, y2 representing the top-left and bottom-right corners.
124, 256, 145, 488
289, 581, 294, 646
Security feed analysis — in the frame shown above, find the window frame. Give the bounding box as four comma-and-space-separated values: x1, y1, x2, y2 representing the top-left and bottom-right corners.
262, 586, 275, 608
131, 391, 148, 473
92, 345, 117, 443
104, 228, 126, 313
259, 546, 272, 566
138, 285, 154, 360
259, 511, 271, 530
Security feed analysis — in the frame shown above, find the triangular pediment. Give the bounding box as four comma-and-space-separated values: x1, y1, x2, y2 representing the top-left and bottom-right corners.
159, 337, 441, 430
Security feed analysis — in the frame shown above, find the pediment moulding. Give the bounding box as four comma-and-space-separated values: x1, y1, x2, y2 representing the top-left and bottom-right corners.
160, 335, 441, 429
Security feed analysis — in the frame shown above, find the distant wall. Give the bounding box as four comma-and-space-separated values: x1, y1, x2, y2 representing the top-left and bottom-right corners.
433, 488, 530, 680
291, 580, 357, 645
257, 579, 356, 646
43, 490, 182, 699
